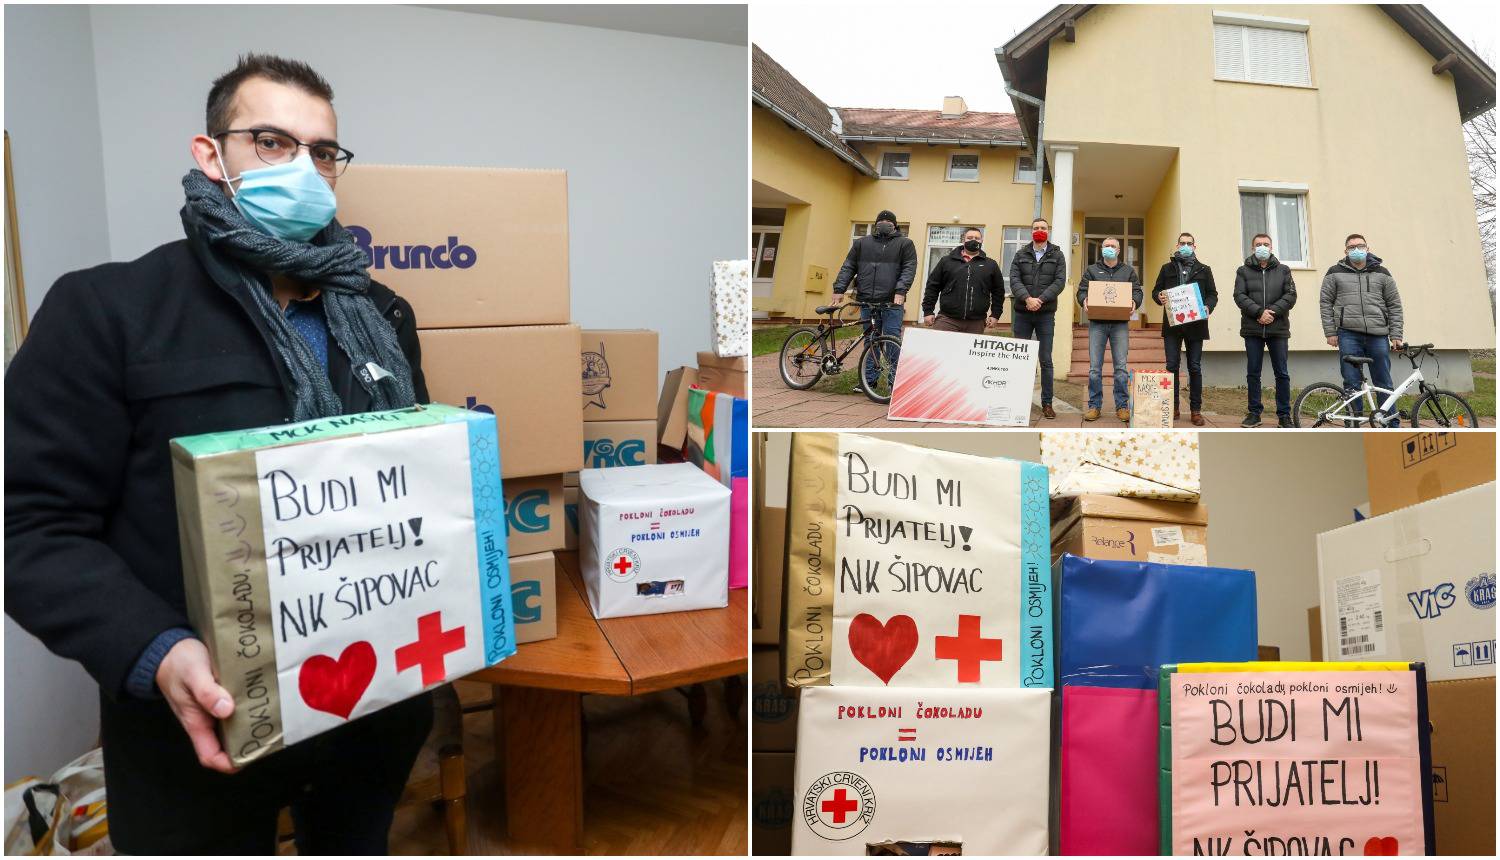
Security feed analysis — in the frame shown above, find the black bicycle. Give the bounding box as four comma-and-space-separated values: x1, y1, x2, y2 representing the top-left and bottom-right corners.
777, 301, 903, 404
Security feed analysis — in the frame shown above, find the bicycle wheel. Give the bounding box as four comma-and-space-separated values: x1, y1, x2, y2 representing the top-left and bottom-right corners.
1293, 382, 1353, 428
778, 327, 825, 390
1409, 389, 1479, 428
858, 335, 902, 404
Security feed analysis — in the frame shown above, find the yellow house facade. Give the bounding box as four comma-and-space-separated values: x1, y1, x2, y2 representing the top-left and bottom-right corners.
752, 4, 1494, 388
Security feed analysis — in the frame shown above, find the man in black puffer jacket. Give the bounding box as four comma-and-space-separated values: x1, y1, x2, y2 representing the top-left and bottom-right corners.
1233, 233, 1297, 427
1008, 216, 1068, 418
832, 209, 917, 389
1151, 231, 1218, 425
922, 227, 1005, 334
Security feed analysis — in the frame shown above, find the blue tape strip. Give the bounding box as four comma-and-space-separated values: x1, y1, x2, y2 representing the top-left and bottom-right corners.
1019, 461, 1052, 688
465, 415, 515, 664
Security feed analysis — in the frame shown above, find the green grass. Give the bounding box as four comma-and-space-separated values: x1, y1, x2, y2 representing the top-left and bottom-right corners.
752, 325, 798, 357
1467, 374, 1495, 416
1472, 355, 1495, 375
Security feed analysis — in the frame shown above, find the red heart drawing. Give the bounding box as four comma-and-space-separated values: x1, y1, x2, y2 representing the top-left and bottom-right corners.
1363, 836, 1399, 855
848, 613, 918, 685
1175, 312, 1186, 322
299, 641, 376, 719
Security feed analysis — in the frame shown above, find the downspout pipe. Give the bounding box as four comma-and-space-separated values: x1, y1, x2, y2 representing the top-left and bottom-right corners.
1005, 86, 1046, 221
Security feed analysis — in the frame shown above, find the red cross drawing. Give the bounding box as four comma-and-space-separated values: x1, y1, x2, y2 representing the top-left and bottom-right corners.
1160, 376, 1173, 389
934, 614, 1003, 682
395, 611, 466, 686
613, 555, 634, 576
821, 788, 859, 824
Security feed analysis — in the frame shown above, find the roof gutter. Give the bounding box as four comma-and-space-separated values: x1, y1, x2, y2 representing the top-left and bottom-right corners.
753, 91, 878, 178
1000, 49, 1047, 222
838, 135, 1025, 147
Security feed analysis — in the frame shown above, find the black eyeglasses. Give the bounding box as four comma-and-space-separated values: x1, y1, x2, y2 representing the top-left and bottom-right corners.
215, 128, 354, 177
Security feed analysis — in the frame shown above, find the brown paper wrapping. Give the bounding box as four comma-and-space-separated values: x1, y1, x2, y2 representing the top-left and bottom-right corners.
781, 433, 838, 687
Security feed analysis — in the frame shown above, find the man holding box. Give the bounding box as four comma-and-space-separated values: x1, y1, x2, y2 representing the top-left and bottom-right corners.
1008, 216, 1068, 419
1151, 232, 1218, 426
1233, 233, 1297, 427
1076, 237, 1142, 422
921, 227, 1005, 333
5, 55, 431, 853
1320, 233, 1404, 414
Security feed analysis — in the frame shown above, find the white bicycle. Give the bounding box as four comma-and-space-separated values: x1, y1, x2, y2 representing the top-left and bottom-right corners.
1292, 343, 1478, 428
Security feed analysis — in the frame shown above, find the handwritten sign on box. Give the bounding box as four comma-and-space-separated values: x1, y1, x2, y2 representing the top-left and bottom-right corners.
1162, 283, 1208, 327
1161, 662, 1433, 856
887, 327, 1039, 427
1130, 370, 1175, 428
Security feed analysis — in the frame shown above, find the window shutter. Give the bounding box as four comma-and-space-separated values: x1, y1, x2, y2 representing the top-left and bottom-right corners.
1245, 27, 1310, 86
1213, 23, 1245, 80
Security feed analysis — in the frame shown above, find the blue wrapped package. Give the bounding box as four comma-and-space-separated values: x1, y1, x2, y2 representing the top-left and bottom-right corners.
1053, 553, 1257, 855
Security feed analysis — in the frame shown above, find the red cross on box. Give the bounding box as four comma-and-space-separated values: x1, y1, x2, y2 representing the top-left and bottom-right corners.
821, 787, 859, 824
934, 614, 1003, 682
395, 611, 466, 686
613, 555, 634, 576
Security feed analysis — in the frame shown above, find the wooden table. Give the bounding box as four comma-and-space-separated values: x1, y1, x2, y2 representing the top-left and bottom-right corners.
464, 551, 747, 854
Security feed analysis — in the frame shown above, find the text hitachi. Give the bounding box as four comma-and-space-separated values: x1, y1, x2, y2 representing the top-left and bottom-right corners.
972, 338, 1030, 352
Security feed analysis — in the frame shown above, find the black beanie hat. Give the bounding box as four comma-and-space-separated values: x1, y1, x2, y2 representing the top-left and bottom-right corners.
876, 209, 897, 225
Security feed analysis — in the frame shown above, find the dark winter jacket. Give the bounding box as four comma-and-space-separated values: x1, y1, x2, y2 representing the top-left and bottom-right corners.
1007, 242, 1068, 314
832, 231, 919, 302
1076, 259, 1142, 320
1319, 253, 1403, 339
1152, 255, 1219, 341
1233, 253, 1297, 339
922, 247, 1006, 320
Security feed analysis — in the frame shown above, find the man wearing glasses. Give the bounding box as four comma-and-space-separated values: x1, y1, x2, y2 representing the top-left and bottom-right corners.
1319, 233, 1405, 409
6, 55, 428, 852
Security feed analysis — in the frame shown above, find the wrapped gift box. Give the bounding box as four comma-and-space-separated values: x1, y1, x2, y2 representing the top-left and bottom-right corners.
791, 686, 1052, 855
1129, 370, 1174, 429
170, 404, 516, 766
1054, 554, 1257, 855
1316, 482, 1495, 682
686, 388, 747, 487
1050, 494, 1208, 566
1042, 431, 1201, 502
1159, 661, 1435, 856
711, 259, 751, 357
578, 463, 731, 618
783, 433, 1052, 690
1160, 282, 1208, 327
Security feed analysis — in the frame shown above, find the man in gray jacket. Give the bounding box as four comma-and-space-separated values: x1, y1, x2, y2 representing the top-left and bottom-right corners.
1320, 233, 1404, 408
1075, 237, 1142, 421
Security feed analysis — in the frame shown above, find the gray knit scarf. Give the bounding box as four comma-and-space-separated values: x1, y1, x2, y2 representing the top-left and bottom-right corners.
180, 169, 416, 421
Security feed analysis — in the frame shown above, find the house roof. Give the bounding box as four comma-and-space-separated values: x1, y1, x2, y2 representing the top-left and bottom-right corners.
836, 108, 1025, 145
751, 44, 876, 176
997, 3, 1496, 154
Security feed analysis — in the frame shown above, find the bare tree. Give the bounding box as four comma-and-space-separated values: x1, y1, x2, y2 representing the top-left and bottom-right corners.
1463, 46, 1495, 316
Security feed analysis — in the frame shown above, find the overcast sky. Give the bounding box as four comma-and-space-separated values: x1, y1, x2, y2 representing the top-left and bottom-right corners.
752, 1, 1495, 114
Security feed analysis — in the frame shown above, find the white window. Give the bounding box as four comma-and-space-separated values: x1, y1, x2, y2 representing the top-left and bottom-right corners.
1014, 154, 1037, 184
946, 152, 980, 182
1239, 189, 1310, 268
923, 225, 983, 285
1213, 11, 1311, 87
1000, 227, 1031, 274
879, 151, 910, 179
851, 222, 910, 241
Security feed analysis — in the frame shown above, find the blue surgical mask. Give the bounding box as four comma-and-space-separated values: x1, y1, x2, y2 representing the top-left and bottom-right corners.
1253, 245, 1271, 260
1178, 244, 1194, 258
1101, 246, 1118, 261
1348, 248, 1368, 263
214, 143, 337, 242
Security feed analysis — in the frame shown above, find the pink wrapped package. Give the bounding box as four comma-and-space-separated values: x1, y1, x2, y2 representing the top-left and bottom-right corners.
729, 476, 748, 589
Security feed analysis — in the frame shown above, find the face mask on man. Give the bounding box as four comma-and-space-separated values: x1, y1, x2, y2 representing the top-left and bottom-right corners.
874, 222, 896, 238
1254, 244, 1271, 261
963, 239, 982, 252
1101, 246, 1119, 261
1032, 229, 1048, 244
213, 141, 337, 242
1178, 244, 1195, 258
1348, 248, 1368, 264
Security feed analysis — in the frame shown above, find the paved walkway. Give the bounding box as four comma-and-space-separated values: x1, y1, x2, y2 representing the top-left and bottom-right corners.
752, 353, 1496, 429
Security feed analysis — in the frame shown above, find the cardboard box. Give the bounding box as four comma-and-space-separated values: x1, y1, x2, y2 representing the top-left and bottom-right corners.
752, 505, 786, 645
1308, 606, 1322, 660
695, 351, 748, 397
335, 165, 568, 329
1042, 431, 1201, 501
583, 419, 657, 469
1316, 482, 1496, 681
751, 647, 798, 752
419, 325, 583, 480
1364, 432, 1495, 517
563, 471, 578, 487
580, 329, 659, 422
578, 463, 730, 618
1050, 494, 1208, 565
502, 473, 565, 557
1128, 369, 1174, 428
751, 751, 796, 856
1427, 677, 1496, 855
562, 485, 579, 551
657, 366, 699, 449
170, 404, 515, 766
510, 551, 557, 644
1084, 279, 1133, 320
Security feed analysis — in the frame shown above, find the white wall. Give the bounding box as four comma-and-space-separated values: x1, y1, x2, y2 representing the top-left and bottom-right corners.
759, 431, 1369, 663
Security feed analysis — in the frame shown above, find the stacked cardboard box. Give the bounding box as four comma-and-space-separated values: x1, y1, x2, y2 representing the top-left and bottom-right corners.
1051, 494, 1209, 566
658, 353, 749, 449
581, 329, 659, 469
337, 164, 577, 644
751, 647, 797, 855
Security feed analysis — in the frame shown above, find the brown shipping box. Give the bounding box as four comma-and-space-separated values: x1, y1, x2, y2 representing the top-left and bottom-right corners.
502, 473, 566, 556
1308, 607, 1323, 660
1364, 432, 1496, 516
696, 351, 748, 397
752, 647, 799, 752
582, 420, 658, 469
754, 505, 787, 645
335, 165, 568, 329
419, 325, 583, 479
510, 551, 557, 645
751, 751, 796, 856
562, 485, 579, 551
581, 329, 659, 422
1085, 279, 1134, 321
657, 366, 699, 449
1051, 494, 1209, 565
1427, 677, 1496, 855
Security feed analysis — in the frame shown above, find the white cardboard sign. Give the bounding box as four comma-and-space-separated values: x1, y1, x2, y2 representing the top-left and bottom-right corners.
887, 327, 1038, 427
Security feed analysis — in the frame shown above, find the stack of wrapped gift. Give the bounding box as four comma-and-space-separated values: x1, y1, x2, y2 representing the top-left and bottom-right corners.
782, 433, 1053, 855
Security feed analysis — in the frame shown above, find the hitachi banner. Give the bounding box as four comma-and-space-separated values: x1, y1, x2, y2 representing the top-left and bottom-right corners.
887, 328, 1039, 427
